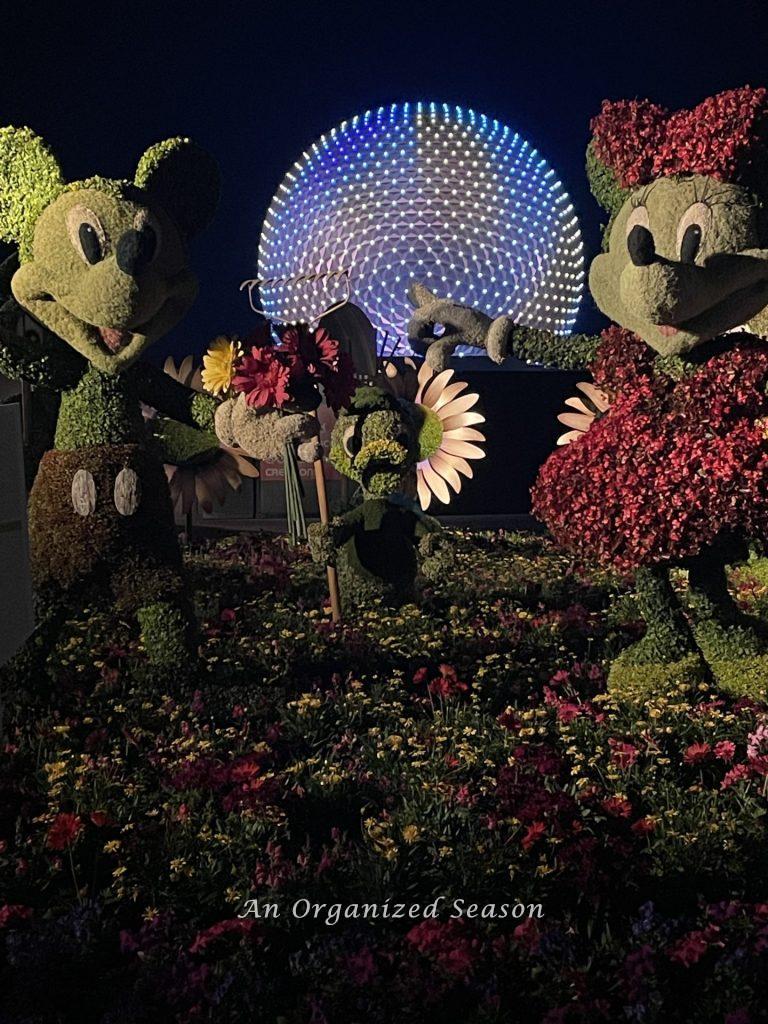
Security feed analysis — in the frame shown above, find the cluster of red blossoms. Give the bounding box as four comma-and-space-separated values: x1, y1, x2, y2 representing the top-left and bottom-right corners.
531, 330, 768, 573
231, 323, 355, 413
590, 86, 768, 191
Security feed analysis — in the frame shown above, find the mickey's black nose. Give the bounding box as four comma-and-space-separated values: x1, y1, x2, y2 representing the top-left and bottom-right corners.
627, 224, 657, 267
116, 226, 157, 276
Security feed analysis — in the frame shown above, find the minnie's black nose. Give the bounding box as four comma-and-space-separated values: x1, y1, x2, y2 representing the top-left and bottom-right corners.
627, 224, 657, 267
116, 226, 157, 276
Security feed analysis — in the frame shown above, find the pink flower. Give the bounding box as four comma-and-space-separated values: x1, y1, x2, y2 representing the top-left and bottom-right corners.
280, 325, 339, 376
46, 813, 82, 851
0, 904, 31, 929
521, 821, 546, 851
747, 722, 768, 773
601, 795, 633, 819
609, 739, 639, 769
512, 916, 540, 952
668, 925, 722, 966
631, 816, 656, 835
345, 945, 377, 985
714, 740, 736, 763
427, 664, 468, 699
406, 919, 480, 978
722, 763, 753, 789
189, 918, 258, 955
683, 742, 711, 765
725, 1011, 751, 1024
232, 345, 292, 408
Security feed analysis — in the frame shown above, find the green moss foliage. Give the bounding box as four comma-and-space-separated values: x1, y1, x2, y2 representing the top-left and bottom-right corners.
54, 366, 146, 449
585, 140, 630, 222
509, 325, 601, 370
0, 127, 64, 261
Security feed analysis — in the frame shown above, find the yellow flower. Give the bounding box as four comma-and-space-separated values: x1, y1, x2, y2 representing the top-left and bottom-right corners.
201, 335, 242, 396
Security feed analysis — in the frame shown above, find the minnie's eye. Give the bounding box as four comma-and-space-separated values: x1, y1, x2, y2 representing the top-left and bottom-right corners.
677, 202, 712, 264
680, 225, 701, 264
343, 423, 361, 457
625, 205, 655, 267
67, 206, 106, 265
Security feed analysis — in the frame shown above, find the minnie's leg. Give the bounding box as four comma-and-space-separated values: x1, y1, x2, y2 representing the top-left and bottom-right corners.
687, 548, 768, 698
608, 565, 705, 701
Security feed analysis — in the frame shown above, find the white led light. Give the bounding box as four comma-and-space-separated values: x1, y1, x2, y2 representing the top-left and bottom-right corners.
258, 103, 584, 352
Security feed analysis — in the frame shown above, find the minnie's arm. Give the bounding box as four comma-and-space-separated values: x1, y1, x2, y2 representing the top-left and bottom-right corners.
407, 283, 600, 371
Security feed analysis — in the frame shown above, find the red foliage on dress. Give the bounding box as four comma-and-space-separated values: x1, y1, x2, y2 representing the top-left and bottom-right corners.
531, 335, 768, 572
591, 86, 768, 192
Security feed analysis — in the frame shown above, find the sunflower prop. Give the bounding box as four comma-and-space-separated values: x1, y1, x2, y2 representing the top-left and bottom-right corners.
411, 361, 486, 510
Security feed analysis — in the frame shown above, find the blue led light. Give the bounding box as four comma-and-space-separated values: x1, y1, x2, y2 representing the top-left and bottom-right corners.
258, 103, 585, 351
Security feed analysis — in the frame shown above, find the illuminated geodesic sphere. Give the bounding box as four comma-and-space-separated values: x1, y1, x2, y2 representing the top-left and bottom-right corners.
258, 103, 584, 351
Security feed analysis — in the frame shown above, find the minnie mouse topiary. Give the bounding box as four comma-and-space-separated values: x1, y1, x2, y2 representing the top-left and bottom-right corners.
408, 87, 768, 699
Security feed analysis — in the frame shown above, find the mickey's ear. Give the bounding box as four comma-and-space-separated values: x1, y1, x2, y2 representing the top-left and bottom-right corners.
135, 137, 220, 238
0, 127, 64, 247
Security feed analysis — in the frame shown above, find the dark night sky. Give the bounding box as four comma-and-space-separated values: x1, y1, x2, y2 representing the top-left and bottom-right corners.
2, 0, 768, 361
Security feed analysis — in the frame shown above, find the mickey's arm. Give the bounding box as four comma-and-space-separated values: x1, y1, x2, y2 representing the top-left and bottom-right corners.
129, 360, 219, 431
0, 299, 86, 391
407, 283, 600, 371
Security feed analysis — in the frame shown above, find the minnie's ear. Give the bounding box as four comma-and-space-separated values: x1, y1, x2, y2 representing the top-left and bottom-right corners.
585, 141, 630, 220
135, 137, 220, 239
0, 127, 64, 249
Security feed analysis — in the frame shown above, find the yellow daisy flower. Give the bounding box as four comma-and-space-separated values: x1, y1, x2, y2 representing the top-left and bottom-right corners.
201, 335, 242, 396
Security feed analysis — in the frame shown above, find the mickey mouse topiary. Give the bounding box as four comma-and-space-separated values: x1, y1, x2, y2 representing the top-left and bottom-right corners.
0, 128, 224, 672
408, 86, 768, 700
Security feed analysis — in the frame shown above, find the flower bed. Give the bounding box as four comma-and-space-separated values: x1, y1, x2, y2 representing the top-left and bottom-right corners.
2, 530, 768, 1022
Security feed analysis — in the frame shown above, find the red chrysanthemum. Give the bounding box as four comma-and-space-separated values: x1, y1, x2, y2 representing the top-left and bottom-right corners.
231, 345, 292, 408
320, 350, 355, 412
280, 324, 338, 375
279, 324, 356, 412
591, 86, 768, 194
532, 335, 768, 572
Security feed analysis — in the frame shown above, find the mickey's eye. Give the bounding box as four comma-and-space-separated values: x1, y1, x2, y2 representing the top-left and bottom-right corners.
67, 206, 106, 265
343, 423, 361, 457
677, 202, 712, 264
133, 209, 162, 263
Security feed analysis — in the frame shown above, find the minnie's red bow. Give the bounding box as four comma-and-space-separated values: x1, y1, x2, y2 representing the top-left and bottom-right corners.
590, 86, 768, 192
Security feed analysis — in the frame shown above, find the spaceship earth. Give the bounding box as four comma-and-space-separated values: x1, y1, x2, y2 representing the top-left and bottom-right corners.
257, 102, 585, 352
